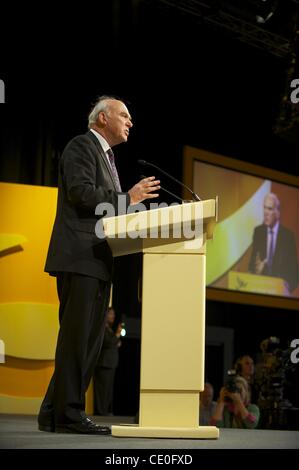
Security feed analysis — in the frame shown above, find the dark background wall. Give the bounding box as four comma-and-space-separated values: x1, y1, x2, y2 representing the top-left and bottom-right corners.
1, 0, 299, 416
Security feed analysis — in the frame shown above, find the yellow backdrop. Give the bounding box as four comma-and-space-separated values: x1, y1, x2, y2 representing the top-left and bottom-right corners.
0, 182, 93, 414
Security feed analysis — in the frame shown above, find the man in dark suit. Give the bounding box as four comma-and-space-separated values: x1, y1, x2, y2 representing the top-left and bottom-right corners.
249, 192, 299, 292
38, 96, 160, 434
93, 307, 122, 416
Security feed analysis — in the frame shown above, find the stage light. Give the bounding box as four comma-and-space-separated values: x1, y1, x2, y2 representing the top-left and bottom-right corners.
256, 0, 279, 24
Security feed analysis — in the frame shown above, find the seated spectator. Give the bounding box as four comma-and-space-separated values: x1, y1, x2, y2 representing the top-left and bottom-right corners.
210, 375, 260, 429
200, 382, 217, 426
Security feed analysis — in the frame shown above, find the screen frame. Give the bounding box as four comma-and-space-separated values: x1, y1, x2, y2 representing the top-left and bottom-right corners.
183, 145, 299, 311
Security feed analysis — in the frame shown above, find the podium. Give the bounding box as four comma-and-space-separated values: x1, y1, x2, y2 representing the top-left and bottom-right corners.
102, 199, 219, 438
228, 271, 288, 296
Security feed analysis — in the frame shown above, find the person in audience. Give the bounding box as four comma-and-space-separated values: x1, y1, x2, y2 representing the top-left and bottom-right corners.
200, 382, 217, 426
210, 375, 260, 428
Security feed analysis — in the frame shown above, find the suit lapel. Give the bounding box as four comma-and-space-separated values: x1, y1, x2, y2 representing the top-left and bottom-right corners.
86, 130, 117, 191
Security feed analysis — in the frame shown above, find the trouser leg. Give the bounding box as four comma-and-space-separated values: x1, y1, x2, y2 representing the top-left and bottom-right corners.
39, 272, 110, 425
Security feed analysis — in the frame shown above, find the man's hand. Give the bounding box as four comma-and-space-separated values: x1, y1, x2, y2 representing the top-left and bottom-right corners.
116, 322, 123, 337
254, 252, 267, 275
128, 176, 160, 205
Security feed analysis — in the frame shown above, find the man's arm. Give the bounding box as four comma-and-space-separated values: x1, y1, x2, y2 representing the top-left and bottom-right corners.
62, 136, 130, 213
249, 227, 267, 275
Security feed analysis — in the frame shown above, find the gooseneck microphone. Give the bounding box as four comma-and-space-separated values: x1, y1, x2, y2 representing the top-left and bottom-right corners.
138, 159, 201, 201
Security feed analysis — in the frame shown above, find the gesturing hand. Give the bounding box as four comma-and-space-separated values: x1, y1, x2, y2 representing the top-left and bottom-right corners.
255, 252, 267, 275
128, 176, 160, 205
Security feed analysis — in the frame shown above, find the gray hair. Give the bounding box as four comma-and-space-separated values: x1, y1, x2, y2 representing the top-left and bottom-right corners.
88, 95, 118, 128
264, 192, 280, 211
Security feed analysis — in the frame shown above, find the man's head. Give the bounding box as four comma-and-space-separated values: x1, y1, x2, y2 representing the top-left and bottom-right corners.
263, 193, 280, 228
106, 307, 116, 327
88, 95, 133, 146
200, 382, 214, 407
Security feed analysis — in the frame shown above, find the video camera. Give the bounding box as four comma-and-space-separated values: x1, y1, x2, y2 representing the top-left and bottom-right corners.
257, 336, 295, 405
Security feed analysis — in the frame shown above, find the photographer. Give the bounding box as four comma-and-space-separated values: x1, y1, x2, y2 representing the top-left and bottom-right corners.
210, 376, 260, 428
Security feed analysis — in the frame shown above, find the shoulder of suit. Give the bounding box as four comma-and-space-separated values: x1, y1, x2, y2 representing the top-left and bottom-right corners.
255, 223, 294, 239
62, 132, 104, 156
62, 133, 91, 149
278, 224, 294, 239
254, 224, 265, 234
71, 132, 97, 145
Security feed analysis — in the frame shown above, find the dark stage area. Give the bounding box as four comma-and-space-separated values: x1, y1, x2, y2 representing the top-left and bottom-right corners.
0, 414, 298, 449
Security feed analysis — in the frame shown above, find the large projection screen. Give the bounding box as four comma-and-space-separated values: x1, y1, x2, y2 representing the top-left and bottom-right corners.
183, 146, 299, 310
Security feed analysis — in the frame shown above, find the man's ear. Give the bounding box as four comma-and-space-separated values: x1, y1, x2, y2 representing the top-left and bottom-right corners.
98, 111, 107, 125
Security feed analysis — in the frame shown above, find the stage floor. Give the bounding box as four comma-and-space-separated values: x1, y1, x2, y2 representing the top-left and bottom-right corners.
0, 414, 298, 450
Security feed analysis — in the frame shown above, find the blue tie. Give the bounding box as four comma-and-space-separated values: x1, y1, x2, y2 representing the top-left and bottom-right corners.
268, 228, 274, 274
107, 148, 122, 192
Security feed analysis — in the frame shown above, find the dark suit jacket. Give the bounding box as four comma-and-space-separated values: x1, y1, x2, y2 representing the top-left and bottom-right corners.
249, 224, 299, 291
45, 130, 130, 280
97, 326, 120, 369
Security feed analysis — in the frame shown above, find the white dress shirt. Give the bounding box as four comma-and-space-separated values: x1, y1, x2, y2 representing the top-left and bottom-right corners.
90, 128, 112, 169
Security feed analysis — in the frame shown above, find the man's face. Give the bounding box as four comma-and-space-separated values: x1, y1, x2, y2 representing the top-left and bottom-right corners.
103, 100, 133, 146
106, 308, 115, 326
263, 196, 279, 227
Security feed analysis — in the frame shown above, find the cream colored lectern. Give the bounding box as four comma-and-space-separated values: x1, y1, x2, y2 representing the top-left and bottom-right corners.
102, 199, 219, 439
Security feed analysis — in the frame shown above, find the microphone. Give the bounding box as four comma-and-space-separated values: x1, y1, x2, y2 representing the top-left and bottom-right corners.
138, 159, 201, 201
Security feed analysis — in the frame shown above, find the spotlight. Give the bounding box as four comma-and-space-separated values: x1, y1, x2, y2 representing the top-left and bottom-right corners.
256, 0, 279, 24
